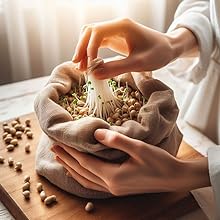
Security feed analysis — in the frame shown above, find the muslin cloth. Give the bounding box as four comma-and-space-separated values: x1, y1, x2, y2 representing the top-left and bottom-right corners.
34, 60, 182, 198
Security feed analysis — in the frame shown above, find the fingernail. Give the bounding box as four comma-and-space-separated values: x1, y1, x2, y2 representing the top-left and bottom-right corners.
94, 129, 108, 141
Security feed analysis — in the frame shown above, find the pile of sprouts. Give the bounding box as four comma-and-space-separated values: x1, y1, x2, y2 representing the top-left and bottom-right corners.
58, 58, 146, 125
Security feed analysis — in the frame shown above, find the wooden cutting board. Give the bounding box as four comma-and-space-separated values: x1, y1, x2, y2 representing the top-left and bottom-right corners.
0, 113, 201, 220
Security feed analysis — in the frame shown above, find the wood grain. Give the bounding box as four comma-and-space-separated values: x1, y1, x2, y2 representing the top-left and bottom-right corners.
0, 113, 201, 220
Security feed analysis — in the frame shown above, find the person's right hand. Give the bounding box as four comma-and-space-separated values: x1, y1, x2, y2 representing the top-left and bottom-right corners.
72, 18, 198, 79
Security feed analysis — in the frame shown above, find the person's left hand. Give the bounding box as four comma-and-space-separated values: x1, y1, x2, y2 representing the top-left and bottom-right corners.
50, 129, 189, 196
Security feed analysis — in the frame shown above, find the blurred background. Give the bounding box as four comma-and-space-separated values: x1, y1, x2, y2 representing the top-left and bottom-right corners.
0, 0, 181, 85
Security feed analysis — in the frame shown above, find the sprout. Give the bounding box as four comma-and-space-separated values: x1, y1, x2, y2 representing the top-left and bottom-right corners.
84, 58, 122, 120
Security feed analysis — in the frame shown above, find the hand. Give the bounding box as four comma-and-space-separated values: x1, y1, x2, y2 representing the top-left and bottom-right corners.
51, 129, 210, 196
72, 18, 198, 79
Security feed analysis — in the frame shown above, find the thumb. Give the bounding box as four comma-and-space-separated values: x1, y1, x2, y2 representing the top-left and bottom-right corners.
92, 55, 143, 79
94, 129, 141, 158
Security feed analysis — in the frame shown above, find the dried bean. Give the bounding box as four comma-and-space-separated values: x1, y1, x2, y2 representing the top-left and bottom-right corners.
112, 113, 120, 120
25, 143, 31, 153
3, 132, 8, 139
20, 125, 25, 132
107, 117, 114, 123
37, 183, 43, 193
134, 102, 141, 110
15, 162, 22, 171
26, 131, 33, 139
122, 105, 128, 113
9, 127, 16, 136
135, 91, 141, 100
4, 136, 13, 144
24, 127, 31, 134
15, 117, 20, 123
22, 182, 30, 191
130, 98, 136, 105
14, 124, 22, 131
40, 191, 47, 201
8, 157, 14, 166
115, 119, 122, 126
3, 126, 10, 133
128, 105, 135, 112
130, 110, 137, 118
15, 131, 22, 139
24, 175, 30, 183
122, 118, 128, 122
0, 156, 4, 163
23, 190, 30, 199
25, 119, 31, 127
7, 144, 14, 151
85, 202, 94, 212
11, 120, 18, 127
44, 195, 57, 205
122, 113, 129, 118
10, 139, 18, 146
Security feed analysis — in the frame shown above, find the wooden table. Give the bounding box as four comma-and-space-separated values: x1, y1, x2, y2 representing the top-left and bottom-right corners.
0, 77, 208, 220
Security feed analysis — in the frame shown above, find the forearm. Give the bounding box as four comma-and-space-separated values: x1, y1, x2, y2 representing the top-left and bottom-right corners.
176, 157, 211, 191
166, 27, 199, 61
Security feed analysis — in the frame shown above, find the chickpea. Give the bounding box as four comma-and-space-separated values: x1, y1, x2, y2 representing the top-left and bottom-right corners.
115, 119, 122, 126
40, 191, 47, 201
26, 131, 33, 139
25, 119, 31, 127
15, 131, 22, 139
2, 132, 8, 139
7, 144, 14, 152
24, 175, 30, 183
44, 195, 57, 205
128, 105, 135, 112
9, 127, 16, 136
14, 124, 22, 131
130, 110, 137, 118
0, 156, 4, 163
15, 162, 22, 171
10, 139, 18, 146
3, 126, 10, 133
23, 190, 30, 199
8, 157, 14, 166
37, 183, 43, 193
85, 202, 94, 212
11, 120, 18, 127
22, 182, 30, 191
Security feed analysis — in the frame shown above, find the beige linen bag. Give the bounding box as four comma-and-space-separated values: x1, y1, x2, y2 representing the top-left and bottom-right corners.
34, 61, 182, 199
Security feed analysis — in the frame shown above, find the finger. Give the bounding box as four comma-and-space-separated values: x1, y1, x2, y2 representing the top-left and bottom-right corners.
56, 156, 109, 192
87, 31, 102, 64
52, 146, 108, 188
73, 27, 92, 62
92, 55, 143, 79
78, 56, 88, 71
94, 129, 142, 158
57, 144, 120, 180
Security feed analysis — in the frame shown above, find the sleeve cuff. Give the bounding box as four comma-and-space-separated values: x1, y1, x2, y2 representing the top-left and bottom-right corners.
208, 147, 220, 219
168, 11, 213, 84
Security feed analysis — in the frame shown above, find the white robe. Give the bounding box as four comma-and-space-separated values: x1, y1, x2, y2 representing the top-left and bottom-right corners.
167, 0, 220, 219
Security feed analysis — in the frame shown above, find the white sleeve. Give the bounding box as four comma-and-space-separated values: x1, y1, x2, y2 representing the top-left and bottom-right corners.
208, 147, 220, 220
167, 0, 214, 84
